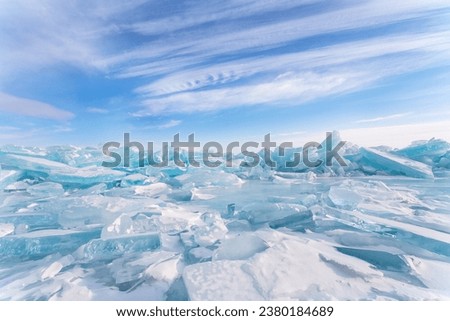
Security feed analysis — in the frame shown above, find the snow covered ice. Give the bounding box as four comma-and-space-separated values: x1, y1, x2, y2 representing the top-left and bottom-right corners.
1, 136, 450, 300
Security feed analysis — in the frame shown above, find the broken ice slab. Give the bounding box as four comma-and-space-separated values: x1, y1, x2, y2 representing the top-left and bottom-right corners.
120, 173, 149, 187
81, 233, 161, 260
0, 212, 60, 231
185, 212, 228, 249
50, 166, 126, 185
0, 152, 125, 185
0, 223, 14, 237
0, 152, 68, 173
145, 254, 183, 283
175, 169, 243, 188
360, 147, 434, 178
0, 169, 23, 189
396, 138, 450, 165
187, 247, 213, 264
27, 182, 65, 197
0, 228, 101, 261
239, 202, 307, 224
268, 210, 315, 231
336, 247, 410, 273
134, 182, 171, 198
4, 181, 29, 192
212, 234, 268, 261
101, 213, 158, 239
183, 260, 264, 300
41, 255, 75, 280
328, 186, 363, 210
107, 251, 178, 286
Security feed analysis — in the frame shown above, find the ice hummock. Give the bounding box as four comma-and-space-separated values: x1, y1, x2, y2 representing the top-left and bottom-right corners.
0, 135, 450, 300
358, 147, 434, 178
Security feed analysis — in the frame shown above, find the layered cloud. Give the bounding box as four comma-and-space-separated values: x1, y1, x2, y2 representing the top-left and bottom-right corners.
0, 92, 74, 121
0, 1, 449, 145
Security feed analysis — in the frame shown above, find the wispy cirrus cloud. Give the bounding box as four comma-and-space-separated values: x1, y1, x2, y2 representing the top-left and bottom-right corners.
157, 119, 182, 129
0, 92, 74, 121
341, 120, 450, 148
1, 0, 450, 146
105, 0, 450, 116
134, 30, 450, 97
355, 113, 413, 124
87, 107, 109, 114
137, 71, 374, 115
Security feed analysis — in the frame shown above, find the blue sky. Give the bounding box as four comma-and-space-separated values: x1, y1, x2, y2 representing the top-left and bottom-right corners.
0, 0, 450, 147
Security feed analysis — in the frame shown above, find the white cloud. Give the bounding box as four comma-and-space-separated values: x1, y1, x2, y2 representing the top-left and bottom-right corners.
52, 125, 73, 133
140, 119, 182, 129
0, 92, 74, 121
135, 65, 395, 116
0, 126, 20, 131
355, 113, 413, 124
157, 119, 182, 129
130, 0, 319, 36
1, 0, 449, 121
133, 30, 450, 96
87, 107, 109, 114
108, 0, 450, 73
340, 120, 450, 148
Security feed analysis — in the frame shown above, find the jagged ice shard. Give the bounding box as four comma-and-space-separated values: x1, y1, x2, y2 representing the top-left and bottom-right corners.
0, 135, 450, 300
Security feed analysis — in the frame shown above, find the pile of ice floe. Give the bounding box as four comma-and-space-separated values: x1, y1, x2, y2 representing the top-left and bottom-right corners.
0, 135, 450, 300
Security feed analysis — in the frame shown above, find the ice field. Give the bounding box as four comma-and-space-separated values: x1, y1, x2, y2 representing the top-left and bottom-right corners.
1, 135, 450, 300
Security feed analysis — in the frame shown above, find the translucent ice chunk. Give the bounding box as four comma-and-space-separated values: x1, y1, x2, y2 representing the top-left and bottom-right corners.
81, 233, 161, 260
27, 182, 65, 197
213, 234, 268, 260
145, 255, 183, 283
268, 210, 315, 231
360, 147, 434, 178
0, 170, 22, 189
101, 214, 134, 238
0, 228, 101, 261
135, 182, 170, 197
0, 212, 60, 231
187, 247, 213, 263
336, 247, 409, 272
107, 251, 168, 286
0, 153, 125, 184
437, 151, 450, 169
328, 186, 363, 209
176, 169, 243, 188
120, 173, 148, 187
0, 223, 14, 237
191, 213, 228, 247
239, 202, 307, 224
41, 255, 75, 280
4, 181, 29, 192
396, 138, 450, 165
50, 166, 126, 185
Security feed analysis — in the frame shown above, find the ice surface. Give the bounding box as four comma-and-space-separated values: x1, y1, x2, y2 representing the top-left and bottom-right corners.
183, 260, 264, 300
1, 136, 450, 300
